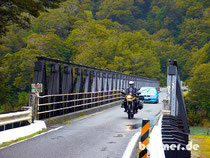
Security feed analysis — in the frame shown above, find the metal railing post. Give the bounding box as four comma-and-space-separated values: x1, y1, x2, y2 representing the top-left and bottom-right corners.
29, 93, 39, 122
166, 60, 190, 132
167, 63, 178, 116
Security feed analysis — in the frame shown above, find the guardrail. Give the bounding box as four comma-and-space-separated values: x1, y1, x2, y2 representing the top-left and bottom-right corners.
0, 107, 32, 131
29, 90, 122, 120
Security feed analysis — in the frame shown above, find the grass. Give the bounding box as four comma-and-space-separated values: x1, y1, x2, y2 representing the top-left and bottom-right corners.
190, 126, 209, 135
62, 120, 71, 124
62, 114, 88, 125
190, 135, 210, 158
0, 129, 47, 148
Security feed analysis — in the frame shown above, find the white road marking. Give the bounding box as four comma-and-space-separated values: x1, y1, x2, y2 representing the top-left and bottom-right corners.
122, 131, 141, 158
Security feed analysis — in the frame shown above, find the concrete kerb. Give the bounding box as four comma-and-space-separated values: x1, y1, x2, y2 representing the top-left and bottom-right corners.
147, 112, 163, 158
122, 111, 163, 158
44, 101, 121, 128
0, 120, 47, 145
148, 114, 165, 158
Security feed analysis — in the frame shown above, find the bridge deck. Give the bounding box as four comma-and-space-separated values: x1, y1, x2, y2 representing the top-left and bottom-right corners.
0, 89, 166, 158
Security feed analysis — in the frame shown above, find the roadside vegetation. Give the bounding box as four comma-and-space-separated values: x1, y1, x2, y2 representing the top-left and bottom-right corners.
0, 0, 209, 128
0, 129, 47, 148
190, 135, 210, 158
185, 62, 210, 127
190, 127, 210, 158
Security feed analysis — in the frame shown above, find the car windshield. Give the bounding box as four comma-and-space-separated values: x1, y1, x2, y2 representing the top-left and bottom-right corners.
140, 87, 156, 93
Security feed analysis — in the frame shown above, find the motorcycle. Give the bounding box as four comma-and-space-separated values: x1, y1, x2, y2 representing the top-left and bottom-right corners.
121, 91, 144, 119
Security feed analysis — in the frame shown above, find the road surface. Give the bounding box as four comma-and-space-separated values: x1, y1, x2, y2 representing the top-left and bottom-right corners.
0, 89, 166, 158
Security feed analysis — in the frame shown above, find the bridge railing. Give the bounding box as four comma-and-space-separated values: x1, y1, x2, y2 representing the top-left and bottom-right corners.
161, 60, 190, 158
30, 56, 160, 121
30, 90, 122, 120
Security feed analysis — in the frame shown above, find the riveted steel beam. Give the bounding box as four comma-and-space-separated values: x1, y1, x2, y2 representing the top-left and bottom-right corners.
36, 56, 160, 87
62, 66, 73, 94
108, 73, 113, 91
84, 69, 91, 92
33, 61, 47, 95
75, 68, 83, 93
103, 72, 108, 91
48, 64, 61, 95
92, 71, 98, 92
98, 72, 103, 91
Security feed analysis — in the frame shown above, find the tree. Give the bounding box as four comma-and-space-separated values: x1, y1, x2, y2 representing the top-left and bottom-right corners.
113, 30, 161, 79
178, 18, 207, 50
33, 1, 89, 38
0, 70, 9, 112
186, 62, 210, 125
27, 32, 71, 60
190, 41, 210, 67
0, 25, 27, 56
0, 48, 49, 112
33, 8, 71, 38
67, 20, 161, 79
96, 0, 135, 28
151, 38, 190, 82
2, 49, 47, 90
0, 0, 66, 37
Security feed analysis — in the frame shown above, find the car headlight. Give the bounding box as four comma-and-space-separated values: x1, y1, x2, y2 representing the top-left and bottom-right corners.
151, 95, 156, 98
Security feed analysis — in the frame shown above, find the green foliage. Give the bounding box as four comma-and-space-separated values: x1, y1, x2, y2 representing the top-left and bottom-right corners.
33, 8, 71, 37
17, 92, 29, 107
190, 41, 210, 67
26, 32, 71, 60
0, 129, 47, 148
0, 69, 9, 111
0, 0, 209, 118
188, 63, 210, 106
186, 63, 210, 126
0, 48, 47, 112
33, 1, 88, 38
67, 20, 161, 79
0, 25, 27, 57
178, 18, 207, 50
0, 0, 66, 37
96, 0, 140, 29
2, 49, 46, 90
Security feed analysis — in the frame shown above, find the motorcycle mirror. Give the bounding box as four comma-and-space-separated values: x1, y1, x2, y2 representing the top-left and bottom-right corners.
121, 91, 125, 95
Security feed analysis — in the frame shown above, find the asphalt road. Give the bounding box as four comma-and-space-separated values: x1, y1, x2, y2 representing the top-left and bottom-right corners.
0, 89, 166, 158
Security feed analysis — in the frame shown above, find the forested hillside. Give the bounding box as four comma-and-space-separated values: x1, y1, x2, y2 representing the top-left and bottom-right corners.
0, 0, 209, 125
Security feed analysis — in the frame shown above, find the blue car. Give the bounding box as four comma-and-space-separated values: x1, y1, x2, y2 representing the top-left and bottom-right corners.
138, 87, 159, 103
